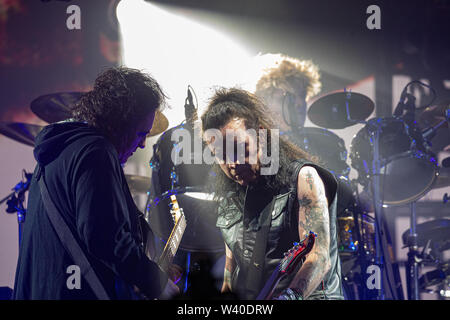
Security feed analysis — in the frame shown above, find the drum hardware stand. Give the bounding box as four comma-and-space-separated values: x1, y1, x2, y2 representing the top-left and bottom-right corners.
343, 88, 387, 299
349, 179, 374, 299
405, 201, 421, 300
1, 171, 33, 247
368, 123, 387, 300
399, 88, 431, 300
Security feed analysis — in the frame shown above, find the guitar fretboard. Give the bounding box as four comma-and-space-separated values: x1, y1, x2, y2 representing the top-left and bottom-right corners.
158, 212, 186, 273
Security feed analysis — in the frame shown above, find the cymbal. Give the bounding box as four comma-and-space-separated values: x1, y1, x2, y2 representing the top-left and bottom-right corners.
0, 122, 44, 146
30, 92, 169, 136
30, 92, 82, 123
419, 102, 450, 128
125, 174, 150, 194
149, 110, 169, 137
308, 92, 374, 129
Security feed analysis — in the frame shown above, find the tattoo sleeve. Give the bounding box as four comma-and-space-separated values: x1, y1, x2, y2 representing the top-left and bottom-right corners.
292, 166, 331, 299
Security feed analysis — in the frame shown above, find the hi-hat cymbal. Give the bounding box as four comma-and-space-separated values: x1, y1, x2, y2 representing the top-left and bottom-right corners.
30, 92, 169, 136
31, 92, 82, 124
0, 122, 44, 147
125, 174, 150, 194
308, 92, 374, 129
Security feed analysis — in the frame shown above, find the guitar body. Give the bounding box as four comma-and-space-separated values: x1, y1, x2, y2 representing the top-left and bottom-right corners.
256, 231, 316, 300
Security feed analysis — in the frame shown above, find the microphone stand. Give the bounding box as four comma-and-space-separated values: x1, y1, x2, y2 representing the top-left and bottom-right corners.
1, 171, 33, 247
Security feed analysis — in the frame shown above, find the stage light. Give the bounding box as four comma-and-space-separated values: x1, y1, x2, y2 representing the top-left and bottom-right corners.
116, 0, 253, 127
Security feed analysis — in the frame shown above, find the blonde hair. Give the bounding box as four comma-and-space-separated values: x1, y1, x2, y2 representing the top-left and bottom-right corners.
255, 53, 321, 101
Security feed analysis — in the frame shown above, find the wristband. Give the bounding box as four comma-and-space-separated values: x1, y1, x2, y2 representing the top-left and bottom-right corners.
278, 288, 304, 300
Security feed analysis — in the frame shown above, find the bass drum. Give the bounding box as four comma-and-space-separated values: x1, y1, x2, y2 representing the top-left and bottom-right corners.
350, 117, 438, 205
286, 127, 350, 178
146, 123, 225, 253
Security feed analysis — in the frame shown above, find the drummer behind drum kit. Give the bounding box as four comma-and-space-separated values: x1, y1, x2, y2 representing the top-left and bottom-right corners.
1, 82, 449, 299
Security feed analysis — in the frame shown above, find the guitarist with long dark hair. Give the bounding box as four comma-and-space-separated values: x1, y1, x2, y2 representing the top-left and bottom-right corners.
201, 88, 344, 300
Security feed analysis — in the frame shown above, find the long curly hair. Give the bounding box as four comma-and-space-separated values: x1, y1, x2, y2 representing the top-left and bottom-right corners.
255, 54, 321, 101
71, 66, 167, 153
201, 87, 316, 199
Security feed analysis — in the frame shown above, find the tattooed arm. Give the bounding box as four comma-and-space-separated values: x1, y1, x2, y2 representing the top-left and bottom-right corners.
289, 165, 331, 299
221, 243, 236, 293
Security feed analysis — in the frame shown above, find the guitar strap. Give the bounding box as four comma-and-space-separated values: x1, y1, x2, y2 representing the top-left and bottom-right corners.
36, 164, 110, 300
245, 197, 275, 299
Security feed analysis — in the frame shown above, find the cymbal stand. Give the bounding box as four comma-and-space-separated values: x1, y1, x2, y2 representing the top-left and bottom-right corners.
368, 122, 386, 300
405, 201, 421, 300
344, 89, 386, 299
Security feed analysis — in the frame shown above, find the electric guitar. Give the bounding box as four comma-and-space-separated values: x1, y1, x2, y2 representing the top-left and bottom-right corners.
137, 194, 186, 299
157, 194, 187, 273
256, 231, 316, 300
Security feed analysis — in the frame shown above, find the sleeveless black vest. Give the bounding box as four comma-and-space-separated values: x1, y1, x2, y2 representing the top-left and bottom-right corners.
216, 160, 344, 300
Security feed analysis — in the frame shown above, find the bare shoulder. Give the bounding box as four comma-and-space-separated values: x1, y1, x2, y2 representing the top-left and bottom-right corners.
296, 165, 330, 245
297, 165, 327, 202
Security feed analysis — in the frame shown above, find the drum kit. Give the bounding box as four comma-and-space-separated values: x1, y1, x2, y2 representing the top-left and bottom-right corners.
1, 84, 449, 299
305, 86, 450, 300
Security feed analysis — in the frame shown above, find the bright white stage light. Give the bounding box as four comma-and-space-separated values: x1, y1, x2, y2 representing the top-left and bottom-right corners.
116, 0, 254, 127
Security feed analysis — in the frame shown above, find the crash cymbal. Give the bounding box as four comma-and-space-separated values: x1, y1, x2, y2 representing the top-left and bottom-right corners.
149, 110, 169, 137
308, 91, 374, 129
31, 92, 83, 123
31, 92, 168, 136
0, 122, 44, 147
125, 174, 150, 194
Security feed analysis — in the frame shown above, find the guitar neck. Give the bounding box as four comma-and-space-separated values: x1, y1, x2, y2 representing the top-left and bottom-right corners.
157, 213, 186, 273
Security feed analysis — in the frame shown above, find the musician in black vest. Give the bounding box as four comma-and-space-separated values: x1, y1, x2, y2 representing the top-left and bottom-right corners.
201, 88, 344, 300
13, 67, 179, 299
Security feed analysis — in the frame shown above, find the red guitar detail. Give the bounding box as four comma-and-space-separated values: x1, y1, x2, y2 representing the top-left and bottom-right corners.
256, 231, 316, 300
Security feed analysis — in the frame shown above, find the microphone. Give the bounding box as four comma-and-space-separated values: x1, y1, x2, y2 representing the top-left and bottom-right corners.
422, 123, 442, 141
394, 93, 417, 117
393, 89, 408, 117
422, 105, 450, 141
184, 86, 197, 125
